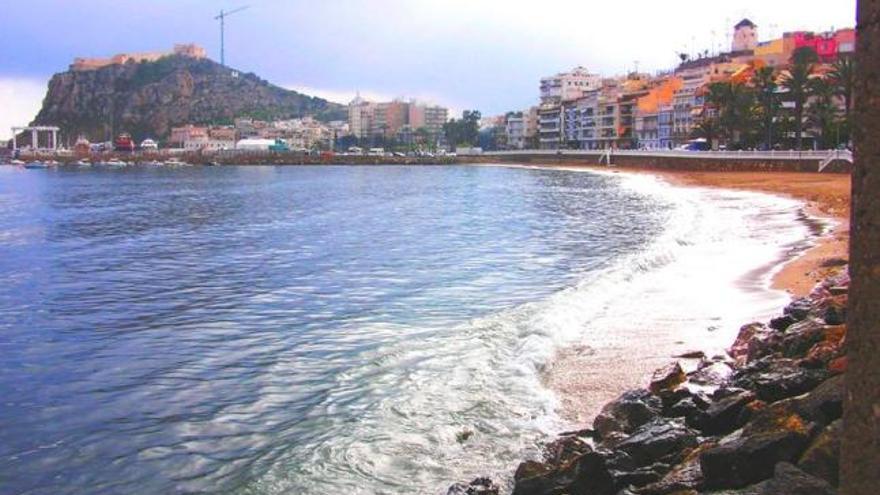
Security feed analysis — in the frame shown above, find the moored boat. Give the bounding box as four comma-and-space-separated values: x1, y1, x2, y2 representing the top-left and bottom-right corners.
24, 162, 49, 169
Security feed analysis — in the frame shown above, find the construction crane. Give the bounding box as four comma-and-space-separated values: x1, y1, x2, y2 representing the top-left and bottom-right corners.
214, 5, 249, 66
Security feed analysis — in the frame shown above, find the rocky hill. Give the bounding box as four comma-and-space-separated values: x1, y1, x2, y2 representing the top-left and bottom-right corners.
30, 56, 347, 142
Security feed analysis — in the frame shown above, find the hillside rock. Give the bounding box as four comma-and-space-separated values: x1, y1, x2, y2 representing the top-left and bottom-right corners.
30, 56, 346, 142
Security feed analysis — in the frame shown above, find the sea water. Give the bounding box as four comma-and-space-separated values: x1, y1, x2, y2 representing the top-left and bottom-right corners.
0, 165, 812, 494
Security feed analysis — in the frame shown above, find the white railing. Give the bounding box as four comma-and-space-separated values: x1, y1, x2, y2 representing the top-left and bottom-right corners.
469, 149, 853, 162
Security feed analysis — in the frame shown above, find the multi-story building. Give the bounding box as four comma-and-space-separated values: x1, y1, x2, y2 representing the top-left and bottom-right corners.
540, 67, 602, 104
169, 125, 208, 147
635, 77, 682, 149
538, 104, 563, 149
505, 113, 526, 150
348, 97, 448, 143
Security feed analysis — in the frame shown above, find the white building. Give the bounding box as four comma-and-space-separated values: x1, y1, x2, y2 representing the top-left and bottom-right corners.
540, 67, 602, 104
732, 19, 758, 52
184, 138, 235, 152
505, 114, 526, 150
140, 139, 158, 151
235, 138, 277, 151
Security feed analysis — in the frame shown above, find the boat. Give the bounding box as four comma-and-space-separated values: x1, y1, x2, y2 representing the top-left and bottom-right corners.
113, 133, 136, 153
76, 159, 92, 167
24, 162, 49, 169
103, 158, 127, 167
11, 159, 25, 166
164, 158, 189, 167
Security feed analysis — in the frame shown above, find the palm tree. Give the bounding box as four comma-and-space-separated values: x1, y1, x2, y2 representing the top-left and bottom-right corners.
752, 66, 778, 150
692, 117, 721, 150
703, 81, 755, 148
807, 78, 840, 149
780, 48, 818, 150
828, 57, 855, 119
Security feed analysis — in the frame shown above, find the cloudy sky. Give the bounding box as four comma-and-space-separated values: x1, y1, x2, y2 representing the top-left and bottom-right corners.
0, 0, 857, 139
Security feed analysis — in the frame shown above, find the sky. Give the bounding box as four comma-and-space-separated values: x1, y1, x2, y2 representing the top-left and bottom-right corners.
0, 0, 857, 140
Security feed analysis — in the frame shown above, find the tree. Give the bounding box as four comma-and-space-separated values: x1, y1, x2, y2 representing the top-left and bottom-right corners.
703, 81, 756, 148
780, 47, 818, 150
806, 78, 840, 149
828, 56, 856, 145
843, 1, 880, 493
752, 66, 779, 150
692, 117, 720, 149
443, 110, 481, 149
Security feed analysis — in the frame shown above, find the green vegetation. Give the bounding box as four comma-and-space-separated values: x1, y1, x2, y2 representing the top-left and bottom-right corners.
690, 47, 853, 150
443, 110, 481, 148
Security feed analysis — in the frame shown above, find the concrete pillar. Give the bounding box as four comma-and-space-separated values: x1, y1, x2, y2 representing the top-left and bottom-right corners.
842, 0, 880, 493
31, 129, 38, 150
11, 128, 16, 152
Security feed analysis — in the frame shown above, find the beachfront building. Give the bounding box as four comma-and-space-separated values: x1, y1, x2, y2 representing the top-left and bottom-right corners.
538, 104, 563, 149
540, 67, 602, 104
505, 113, 526, 150
169, 125, 209, 148
635, 77, 682, 149
348, 97, 448, 145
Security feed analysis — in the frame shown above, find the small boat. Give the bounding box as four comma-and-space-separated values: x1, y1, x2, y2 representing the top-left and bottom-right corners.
11, 159, 25, 166
24, 162, 49, 169
76, 159, 92, 167
103, 159, 126, 167
165, 158, 189, 167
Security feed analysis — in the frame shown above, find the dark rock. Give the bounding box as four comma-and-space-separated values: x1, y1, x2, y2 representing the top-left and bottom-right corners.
769, 315, 796, 331
700, 429, 810, 489
636, 447, 708, 494
616, 419, 698, 467
675, 350, 706, 359
821, 297, 847, 325
447, 477, 500, 495
543, 435, 593, 466
512, 451, 614, 495
760, 462, 837, 495
688, 361, 734, 388
780, 319, 826, 359
798, 419, 841, 487
609, 462, 669, 489
666, 397, 703, 420
729, 323, 776, 364
689, 390, 755, 435
731, 358, 828, 402
649, 362, 686, 395
783, 298, 813, 321
782, 375, 844, 426
594, 389, 663, 441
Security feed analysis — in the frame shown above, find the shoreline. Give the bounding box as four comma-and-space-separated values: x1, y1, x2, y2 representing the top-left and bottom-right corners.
450, 162, 850, 495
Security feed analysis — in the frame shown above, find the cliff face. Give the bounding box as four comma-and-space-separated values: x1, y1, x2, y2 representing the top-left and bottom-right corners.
31, 56, 346, 142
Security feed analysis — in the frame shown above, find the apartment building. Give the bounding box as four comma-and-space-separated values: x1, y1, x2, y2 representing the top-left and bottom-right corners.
540, 67, 602, 104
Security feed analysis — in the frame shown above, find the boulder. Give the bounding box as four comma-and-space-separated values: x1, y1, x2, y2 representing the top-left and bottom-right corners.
819, 295, 847, 325
700, 429, 810, 489
760, 462, 837, 495
649, 362, 686, 394
783, 298, 813, 321
512, 451, 614, 495
543, 435, 593, 466
731, 358, 828, 402
782, 375, 844, 426
780, 319, 826, 359
769, 315, 796, 331
729, 323, 776, 364
615, 419, 698, 467
797, 419, 841, 487
689, 390, 755, 436
593, 389, 663, 441
636, 446, 709, 495
688, 361, 734, 388
447, 477, 500, 495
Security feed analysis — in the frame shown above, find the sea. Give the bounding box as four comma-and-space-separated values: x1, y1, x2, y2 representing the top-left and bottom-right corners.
0, 164, 814, 494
